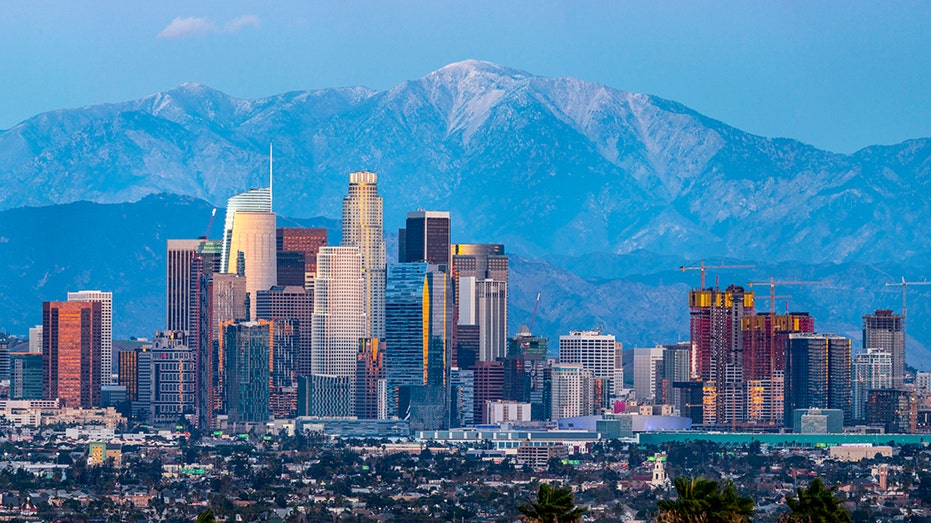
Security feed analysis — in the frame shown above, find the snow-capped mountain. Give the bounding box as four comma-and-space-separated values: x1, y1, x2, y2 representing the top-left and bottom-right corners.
2, 60, 929, 265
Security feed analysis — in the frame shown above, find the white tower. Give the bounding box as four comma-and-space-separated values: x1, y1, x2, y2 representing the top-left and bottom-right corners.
67, 290, 113, 386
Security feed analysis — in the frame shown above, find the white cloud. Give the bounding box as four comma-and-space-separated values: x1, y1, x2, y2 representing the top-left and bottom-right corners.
157, 16, 217, 39
224, 15, 260, 33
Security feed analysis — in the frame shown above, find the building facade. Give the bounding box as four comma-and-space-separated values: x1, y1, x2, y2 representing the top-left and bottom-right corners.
43, 301, 102, 408
67, 290, 112, 386
863, 310, 905, 387
341, 171, 386, 339
785, 333, 852, 426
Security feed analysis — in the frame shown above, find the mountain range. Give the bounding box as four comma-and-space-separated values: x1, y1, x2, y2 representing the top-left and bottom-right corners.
1, 60, 930, 366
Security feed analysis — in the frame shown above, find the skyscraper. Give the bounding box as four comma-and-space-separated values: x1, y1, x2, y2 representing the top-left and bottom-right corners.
689, 285, 754, 425
785, 333, 852, 425
852, 347, 893, 422
385, 263, 451, 418
256, 286, 314, 377
221, 187, 272, 273
311, 246, 366, 417
633, 346, 665, 405
145, 331, 197, 426
67, 290, 112, 386
548, 363, 594, 420
341, 171, 386, 339
166, 239, 202, 332
10, 352, 43, 400
277, 228, 328, 287
451, 244, 508, 365
43, 301, 102, 408
863, 310, 906, 387
356, 338, 387, 420
226, 211, 277, 320
222, 321, 272, 423
399, 211, 451, 268
560, 330, 618, 405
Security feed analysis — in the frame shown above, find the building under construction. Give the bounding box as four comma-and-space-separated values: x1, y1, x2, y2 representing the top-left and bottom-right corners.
689, 285, 753, 427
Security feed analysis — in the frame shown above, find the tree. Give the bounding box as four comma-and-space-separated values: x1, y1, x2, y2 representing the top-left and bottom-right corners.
780, 477, 853, 523
196, 508, 217, 523
518, 482, 587, 523
656, 476, 755, 523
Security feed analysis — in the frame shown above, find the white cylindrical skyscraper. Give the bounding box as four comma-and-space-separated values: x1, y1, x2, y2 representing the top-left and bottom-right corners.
227, 211, 277, 320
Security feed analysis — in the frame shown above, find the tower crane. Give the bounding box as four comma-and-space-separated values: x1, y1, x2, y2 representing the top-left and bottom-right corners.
884, 277, 931, 320
201, 208, 218, 240
528, 292, 542, 336
679, 260, 755, 289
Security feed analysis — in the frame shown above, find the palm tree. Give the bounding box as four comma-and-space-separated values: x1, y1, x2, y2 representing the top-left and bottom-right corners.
656, 476, 755, 523
196, 508, 216, 523
518, 482, 588, 523
780, 477, 853, 523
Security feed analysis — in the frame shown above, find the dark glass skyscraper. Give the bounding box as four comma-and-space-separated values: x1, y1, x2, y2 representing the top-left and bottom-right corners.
385, 263, 450, 420
399, 211, 450, 269
223, 321, 272, 424
785, 333, 852, 426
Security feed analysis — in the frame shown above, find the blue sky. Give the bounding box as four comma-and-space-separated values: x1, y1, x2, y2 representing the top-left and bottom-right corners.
1, 1, 928, 153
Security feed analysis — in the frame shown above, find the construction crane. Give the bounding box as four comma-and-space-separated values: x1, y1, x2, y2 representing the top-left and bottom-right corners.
528, 292, 542, 336
747, 278, 830, 316
884, 277, 931, 320
201, 208, 218, 240
679, 260, 755, 289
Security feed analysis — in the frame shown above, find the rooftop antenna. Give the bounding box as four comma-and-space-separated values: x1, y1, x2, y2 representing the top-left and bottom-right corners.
269, 142, 273, 211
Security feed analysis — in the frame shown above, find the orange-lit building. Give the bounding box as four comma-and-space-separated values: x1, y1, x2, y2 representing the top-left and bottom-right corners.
42, 301, 102, 408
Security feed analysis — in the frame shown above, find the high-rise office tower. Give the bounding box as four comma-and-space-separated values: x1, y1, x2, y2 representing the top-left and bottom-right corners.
852, 347, 893, 422
633, 346, 666, 405
268, 318, 300, 418
385, 263, 451, 418
226, 211, 277, 320
28, 326, 42, 353
221, 187, 272, 273
341, 171, 386, 339
863, 310, 906, 387
548, 363, 594, 420
689, 285, 754, 425
166, 239, 203, 332
42, 301, 102, 408
118, 349, 140, 403
451, 244, 508, 366
311, 246, 366, 417
209, 273, 248, 419
560, 330, 618, 406
67, 290, 112, 386
190, 239, 223, 429
0, 335, 9, 384
277, 228, 328, 287
145, 331, 196, 426
449, 368, 475, 428
399, 211, 451, 268
356, 338, 387, 420
256, 286, 314, 376
508, 325, 548, 357
661, 342, 691, 407
472, 360, 505, 423
222, 321, 272, 423
785, 333, 852, 425
10, 352, 43, 400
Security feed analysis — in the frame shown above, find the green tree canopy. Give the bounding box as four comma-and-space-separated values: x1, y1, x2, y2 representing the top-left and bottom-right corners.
518, 482, 587, 523
780, 477, 853, 523
657, 476, 755, 523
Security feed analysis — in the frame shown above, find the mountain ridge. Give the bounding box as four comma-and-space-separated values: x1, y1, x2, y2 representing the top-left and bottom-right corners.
1, 60, 930, 267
